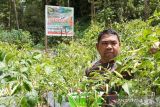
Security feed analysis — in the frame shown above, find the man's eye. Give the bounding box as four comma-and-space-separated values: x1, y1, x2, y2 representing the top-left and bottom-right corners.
112, 42, 117, 45
102, 42, 108, 45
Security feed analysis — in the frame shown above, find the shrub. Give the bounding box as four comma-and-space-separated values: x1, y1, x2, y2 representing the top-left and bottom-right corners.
0, 29, 33, 49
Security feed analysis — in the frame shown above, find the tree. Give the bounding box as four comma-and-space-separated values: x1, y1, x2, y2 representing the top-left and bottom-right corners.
0, 0, 10, 28
12, 0, 19, 29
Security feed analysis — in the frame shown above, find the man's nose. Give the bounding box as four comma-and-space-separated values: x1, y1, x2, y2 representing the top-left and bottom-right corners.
106, 44, 112, 49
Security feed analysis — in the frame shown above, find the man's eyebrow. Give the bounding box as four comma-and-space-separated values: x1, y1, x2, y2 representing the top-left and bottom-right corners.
101, 40, 117, 42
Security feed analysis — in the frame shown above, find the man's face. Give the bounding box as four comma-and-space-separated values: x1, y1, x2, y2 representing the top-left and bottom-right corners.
96, 34, 120, 63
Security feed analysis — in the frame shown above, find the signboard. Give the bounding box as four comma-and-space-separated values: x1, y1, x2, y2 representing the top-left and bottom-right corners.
45, 5, 74, 36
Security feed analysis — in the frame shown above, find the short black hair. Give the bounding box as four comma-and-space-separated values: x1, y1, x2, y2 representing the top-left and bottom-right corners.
97, 29, 120, 43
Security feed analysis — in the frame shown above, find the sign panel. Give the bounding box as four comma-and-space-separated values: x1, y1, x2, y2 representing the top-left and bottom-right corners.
45, 5, 74, 36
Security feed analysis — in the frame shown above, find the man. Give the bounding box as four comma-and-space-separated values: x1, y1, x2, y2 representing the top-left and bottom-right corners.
85, 29, 122, 107
85, 29, 160, 106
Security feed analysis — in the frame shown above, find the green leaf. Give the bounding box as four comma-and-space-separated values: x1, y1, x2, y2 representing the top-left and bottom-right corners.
25, 90, 38, 107
0, 62, 6, 71
20, 96, 29, 107
122, 82, 130, 95
4, 53, 14, 63
58, 94, 63, 104
23, 81, 32, 91
2, 75, 16, 82
11, 83, 21, 95
143, 29, 152, 37
114, 71, 123, 78
45, 66, 52, 75
33, 53, 42, 60
0, 51, 6, 61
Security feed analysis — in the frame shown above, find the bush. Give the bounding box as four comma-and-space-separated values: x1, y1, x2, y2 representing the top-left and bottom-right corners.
0, 29, 33, 49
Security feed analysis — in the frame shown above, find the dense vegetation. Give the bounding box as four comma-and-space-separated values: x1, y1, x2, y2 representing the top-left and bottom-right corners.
0, 0, 160, 107
1, 0, 160, 43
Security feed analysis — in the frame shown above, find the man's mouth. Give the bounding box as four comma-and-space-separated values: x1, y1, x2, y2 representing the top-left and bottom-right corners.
105, 52, 113, 54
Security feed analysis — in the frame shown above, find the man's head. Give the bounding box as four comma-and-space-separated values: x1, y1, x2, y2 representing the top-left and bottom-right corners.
96, 29, 120, 63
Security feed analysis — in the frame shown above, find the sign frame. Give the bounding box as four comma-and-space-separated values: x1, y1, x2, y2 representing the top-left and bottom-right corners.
45, 5, 74, 52
45, 5, 74, 36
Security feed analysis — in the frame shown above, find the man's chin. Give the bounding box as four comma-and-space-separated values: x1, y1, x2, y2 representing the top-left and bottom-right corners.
105, 55, 114, 59
103, 55, 115, 61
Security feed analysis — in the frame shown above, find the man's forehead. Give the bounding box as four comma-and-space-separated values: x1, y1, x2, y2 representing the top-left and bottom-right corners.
100, 34, 119, 41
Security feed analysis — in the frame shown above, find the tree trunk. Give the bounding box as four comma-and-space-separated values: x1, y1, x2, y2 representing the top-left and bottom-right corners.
8, 0, 12, 30
68, 0, 70, 7
12, 0, 19, 29
144, 0, 150, 20
93, 0, 95, 18
91, 0, 94, 20
103, 0, 107, 28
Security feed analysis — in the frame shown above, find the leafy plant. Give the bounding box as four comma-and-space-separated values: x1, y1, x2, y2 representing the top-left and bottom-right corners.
0, 29, 33, 49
